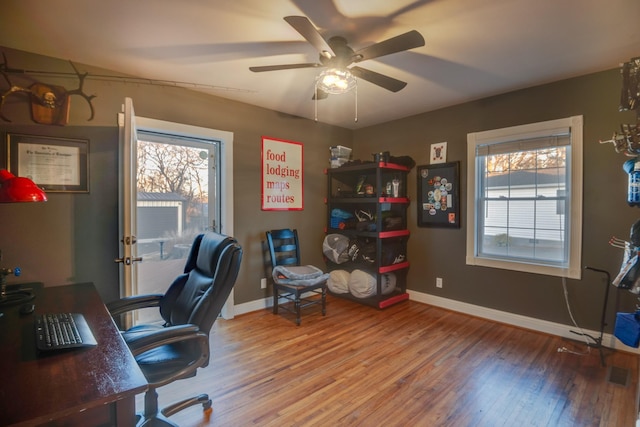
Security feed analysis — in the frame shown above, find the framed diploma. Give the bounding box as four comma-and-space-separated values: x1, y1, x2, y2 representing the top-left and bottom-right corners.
7, 133, 89, 193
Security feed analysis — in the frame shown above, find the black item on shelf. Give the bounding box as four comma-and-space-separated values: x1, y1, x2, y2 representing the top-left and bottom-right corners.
631, 218, 640, 247
373, 152, 390, 163
383, 216, 403, 230
356, 221, 376, 231
389, 155, 416, 169
381, 241, 406, 266
347, 238, 376, 265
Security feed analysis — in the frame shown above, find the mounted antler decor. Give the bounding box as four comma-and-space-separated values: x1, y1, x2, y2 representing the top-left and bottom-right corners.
0, 54, 96, 126
0, 50, 249, 126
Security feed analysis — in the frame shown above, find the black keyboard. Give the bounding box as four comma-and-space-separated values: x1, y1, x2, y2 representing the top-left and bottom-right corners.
35, 313, 98, 351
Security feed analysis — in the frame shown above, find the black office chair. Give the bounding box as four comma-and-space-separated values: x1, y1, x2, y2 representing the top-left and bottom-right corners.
265, 229, 328, 326
107, 231, 242, 427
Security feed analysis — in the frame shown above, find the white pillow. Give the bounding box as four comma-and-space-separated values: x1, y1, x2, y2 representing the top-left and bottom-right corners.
348, 270, 396, 298
327, 270, 350, 294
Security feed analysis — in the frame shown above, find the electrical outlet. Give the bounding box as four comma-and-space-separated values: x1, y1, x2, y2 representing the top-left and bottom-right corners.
436, 277, 443, 288
260, 277, 267, 289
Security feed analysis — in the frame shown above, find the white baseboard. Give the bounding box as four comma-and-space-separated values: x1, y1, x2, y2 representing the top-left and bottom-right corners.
234, 291, 322, 317
407, 290, 640, 355
233, 290, 640, 355
234, 296, 271, 316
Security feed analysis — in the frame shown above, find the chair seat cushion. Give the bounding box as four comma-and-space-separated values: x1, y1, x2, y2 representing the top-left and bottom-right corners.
122, 325, 195, 383
272, 265, 329, 286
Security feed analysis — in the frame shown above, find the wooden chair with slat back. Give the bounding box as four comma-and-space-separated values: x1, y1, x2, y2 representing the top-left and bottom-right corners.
265, 229, 328, 325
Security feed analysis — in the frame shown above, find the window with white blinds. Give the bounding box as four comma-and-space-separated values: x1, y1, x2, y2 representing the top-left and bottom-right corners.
466, 116, 583, 279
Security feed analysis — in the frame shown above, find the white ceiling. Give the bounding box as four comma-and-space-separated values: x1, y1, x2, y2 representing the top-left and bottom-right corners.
1, 0, 639, 129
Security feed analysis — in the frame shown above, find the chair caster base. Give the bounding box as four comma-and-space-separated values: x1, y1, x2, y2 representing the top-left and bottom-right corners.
137, 394, 212, 427
162, 393, 212, 418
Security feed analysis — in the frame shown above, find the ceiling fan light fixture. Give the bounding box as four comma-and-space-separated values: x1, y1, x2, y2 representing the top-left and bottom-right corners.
316, 68, 356, 94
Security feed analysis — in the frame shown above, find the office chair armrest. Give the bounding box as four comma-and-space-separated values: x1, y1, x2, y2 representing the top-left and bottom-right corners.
106, 294, 164, 316
125, 324, 206, 356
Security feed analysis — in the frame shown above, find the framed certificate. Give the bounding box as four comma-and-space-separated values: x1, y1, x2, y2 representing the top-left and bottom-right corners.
7, 133, 89, 193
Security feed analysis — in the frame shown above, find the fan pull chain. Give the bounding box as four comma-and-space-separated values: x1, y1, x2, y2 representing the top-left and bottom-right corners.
354, 83, 358, 123
314, 82, 318, 122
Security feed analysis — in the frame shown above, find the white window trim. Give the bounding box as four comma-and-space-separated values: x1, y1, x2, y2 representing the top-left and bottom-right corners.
466, 116, 583, 279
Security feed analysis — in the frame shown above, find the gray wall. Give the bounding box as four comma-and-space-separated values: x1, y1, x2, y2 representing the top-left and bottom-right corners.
0, 46, 351, 304
354, 69, 639, 330
0, 125, 119, 301
1, 46, 637, 332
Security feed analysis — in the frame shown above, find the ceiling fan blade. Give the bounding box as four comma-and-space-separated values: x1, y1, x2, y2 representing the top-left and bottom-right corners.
350, 66, 407, 92
312, 88, 329, 100
353, 30, 425, 62
284, 16, 335, 58
249, 63, 322, 72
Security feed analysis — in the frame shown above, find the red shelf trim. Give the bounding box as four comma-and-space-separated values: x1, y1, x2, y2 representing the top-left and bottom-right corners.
376, 162, 410, 171
378, 230, 410, 238
378, 292, 410, 309
327, 162, 410, 173
378, 197, 410, 204
379, 261, 410, 273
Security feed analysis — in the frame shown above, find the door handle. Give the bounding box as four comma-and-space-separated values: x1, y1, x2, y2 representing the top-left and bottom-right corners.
114, 256, 143, 265
120, 236, 138, 245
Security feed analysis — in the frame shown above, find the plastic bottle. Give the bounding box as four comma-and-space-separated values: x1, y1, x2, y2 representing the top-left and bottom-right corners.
625, 157, 640, 206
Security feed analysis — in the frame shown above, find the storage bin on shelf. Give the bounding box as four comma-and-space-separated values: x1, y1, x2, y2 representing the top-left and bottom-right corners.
330, 145, 352, 168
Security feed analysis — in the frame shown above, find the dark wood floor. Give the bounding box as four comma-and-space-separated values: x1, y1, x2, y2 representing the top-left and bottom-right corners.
138, 296, 639, 426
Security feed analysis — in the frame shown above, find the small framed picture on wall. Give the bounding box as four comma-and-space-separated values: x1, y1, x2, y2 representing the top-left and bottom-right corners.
430, 142, 447, 164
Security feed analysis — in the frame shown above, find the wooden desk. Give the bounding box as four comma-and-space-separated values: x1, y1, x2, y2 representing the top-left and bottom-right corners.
0, 283, 148, 426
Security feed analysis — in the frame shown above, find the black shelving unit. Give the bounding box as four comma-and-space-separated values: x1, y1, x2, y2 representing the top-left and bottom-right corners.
325, 161, 411, 308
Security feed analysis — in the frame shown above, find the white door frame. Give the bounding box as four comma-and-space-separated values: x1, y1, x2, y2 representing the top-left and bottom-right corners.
118, 97, 235, 319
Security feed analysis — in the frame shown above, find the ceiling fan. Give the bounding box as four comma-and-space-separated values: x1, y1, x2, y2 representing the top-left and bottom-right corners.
249, 16, 425, 99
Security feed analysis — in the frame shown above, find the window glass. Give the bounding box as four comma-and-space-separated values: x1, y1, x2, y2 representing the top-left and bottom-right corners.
466, 116, 583, 279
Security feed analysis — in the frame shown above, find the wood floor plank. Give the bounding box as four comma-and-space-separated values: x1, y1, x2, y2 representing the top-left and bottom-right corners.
138, 297, 639, 426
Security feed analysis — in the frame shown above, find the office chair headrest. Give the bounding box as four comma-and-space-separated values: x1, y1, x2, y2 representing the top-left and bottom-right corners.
183, 234, 241, 332
183, 233, 204, 273
196, 232, 234, 277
